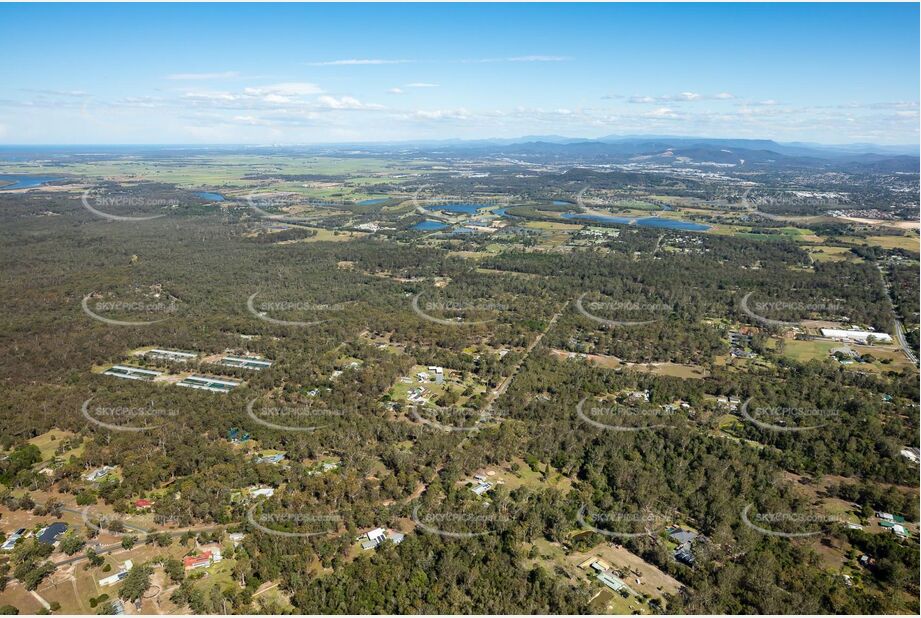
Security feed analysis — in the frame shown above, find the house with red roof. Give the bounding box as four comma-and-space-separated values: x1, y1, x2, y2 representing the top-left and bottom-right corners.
183, 550, 213, 570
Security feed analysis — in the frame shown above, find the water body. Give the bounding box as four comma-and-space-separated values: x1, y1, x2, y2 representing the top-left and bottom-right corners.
357, 197, 387, 205
427, 203, 489, 214
552, 200, 573, 206
561, 212, 633, 225
0, 174, 62, 190
195, 191, 225, 201
560, 212, 710, 231
412, 220, 448, 231
636, 216, 709, 231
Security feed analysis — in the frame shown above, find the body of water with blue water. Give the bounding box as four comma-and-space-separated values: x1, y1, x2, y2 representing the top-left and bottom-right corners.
412, 220, 448, 231
357, 198, 388, 205
560, 212, 710, 231
427, 203, 489, 214
0, 175, 62, 190
196, 191, 225, 201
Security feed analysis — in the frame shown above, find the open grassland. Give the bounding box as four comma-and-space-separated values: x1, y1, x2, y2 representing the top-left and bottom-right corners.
779, 338, 914, 373
862, 234, 920, 253
807, 245, 861, 263
551, 349, 710, 378
28, 429, 83, 461
1, 156, 431, 190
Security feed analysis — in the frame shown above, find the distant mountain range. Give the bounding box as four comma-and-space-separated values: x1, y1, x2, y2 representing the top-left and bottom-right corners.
2, 137, 918, 172
388, 136, 919, 172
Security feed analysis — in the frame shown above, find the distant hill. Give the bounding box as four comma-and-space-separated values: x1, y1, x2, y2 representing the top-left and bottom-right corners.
423, 136, 919, 172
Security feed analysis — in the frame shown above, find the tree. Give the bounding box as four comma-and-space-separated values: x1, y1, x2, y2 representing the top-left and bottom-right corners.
163, 559, 184, 584
86, 549, 105, 568
59, 533, 86, 556
118, 564, 152, 602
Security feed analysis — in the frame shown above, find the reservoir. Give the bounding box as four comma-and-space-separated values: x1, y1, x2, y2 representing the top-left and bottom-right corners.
357, 197, 387, 205
195, 191, 225, 201
0, 174, 62, 190
412, 220, 448, 231
560, 212, 710, 231
427, 202, 488, 214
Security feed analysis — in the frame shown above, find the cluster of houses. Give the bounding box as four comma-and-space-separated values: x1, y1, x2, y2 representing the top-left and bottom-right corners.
358, 527, 405, 550
0, 528, 26, 551
254, 452, 286, 465
183, 546, 223, 571
668, 527, 701, 566
417, 366, 445, 385
407, 386, 431, 404
85, 465, 116, 482
626, 389, 650, 403
470, 473, 494, 496
716, 395, 742, 412
1, 523, 69, 552
579, 557, 638, 596
228, 427, 251, 443
306, 461, 339, 476
877, 512, 910, 538
729, 330, 757, 359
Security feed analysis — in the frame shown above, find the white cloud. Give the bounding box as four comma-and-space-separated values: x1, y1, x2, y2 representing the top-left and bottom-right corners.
316, 95, 383, 110
166, 71, 240, 80
22, 88, 89, 97
244, 82, 324, 97
414, 108, 470, 120
629, 92, 735, 103
182, 90, 241, 102
387, 88, 404, 95
405, 82, 439, 88
643, 107, 679, 118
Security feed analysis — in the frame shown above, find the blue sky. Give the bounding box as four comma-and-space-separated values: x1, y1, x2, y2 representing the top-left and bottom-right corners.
1, 2, 918, 144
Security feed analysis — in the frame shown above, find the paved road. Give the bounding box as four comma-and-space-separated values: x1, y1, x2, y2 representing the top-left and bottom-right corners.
876, 263, 919, 366
54, 507, 229, 566
484, 300, 570, 416
62, 506, 152, 534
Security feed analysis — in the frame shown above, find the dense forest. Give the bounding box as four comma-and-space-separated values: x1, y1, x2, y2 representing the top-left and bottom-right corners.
0, 169, 918, 615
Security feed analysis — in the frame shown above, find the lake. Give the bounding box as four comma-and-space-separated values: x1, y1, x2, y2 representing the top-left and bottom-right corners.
560, 212, 710, 231
0, 174, 62, 191
357, 197, 387, 205
427, 203, 489, 214
412, 220, 448, 231
196, 191, 225, 201
552, 200, 573, 206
